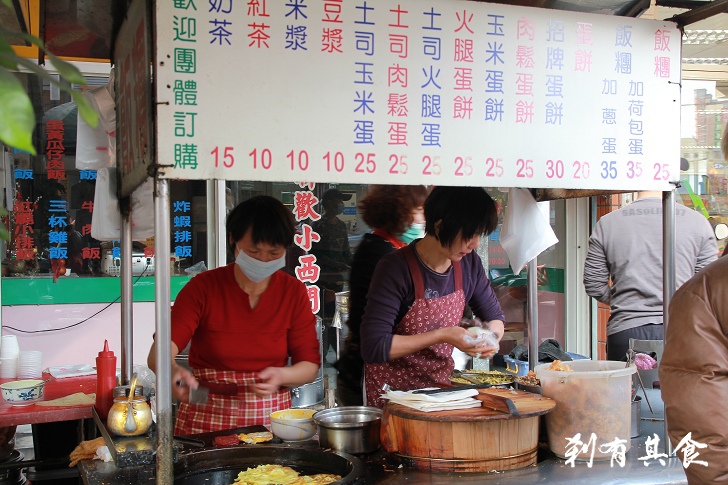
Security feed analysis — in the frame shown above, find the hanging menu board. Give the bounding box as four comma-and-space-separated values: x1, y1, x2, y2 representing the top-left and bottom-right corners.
155, 0, 680, 190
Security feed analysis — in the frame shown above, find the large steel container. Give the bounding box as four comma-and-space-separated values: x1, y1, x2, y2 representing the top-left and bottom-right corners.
313, 407, 383, 455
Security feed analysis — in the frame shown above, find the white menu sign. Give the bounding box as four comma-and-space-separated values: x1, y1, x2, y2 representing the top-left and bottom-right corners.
155, 0, 681, 190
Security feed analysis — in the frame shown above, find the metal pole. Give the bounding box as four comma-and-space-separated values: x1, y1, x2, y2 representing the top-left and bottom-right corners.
154, 179, 173, 484
527, 257, 539, 372
662, 189, 676, 456
205, 180, 228, 270
215, 179, 227, 268
206, 180, 217, 269
120, 212, 133, 385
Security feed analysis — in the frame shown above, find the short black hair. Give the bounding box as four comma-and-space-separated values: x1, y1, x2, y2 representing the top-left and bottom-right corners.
226, 195, 295, 253
424, 186, 498, 248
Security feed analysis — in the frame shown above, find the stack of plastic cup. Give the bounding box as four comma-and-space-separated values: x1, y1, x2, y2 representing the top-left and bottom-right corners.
0, 335, 20, 379
17, 350, 43, 379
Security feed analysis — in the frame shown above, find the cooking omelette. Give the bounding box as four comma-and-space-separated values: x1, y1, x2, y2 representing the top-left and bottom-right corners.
232, 464, 340, 485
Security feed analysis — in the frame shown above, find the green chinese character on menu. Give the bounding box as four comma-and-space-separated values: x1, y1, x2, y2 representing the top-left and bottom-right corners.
173, 16, 197, 42
174, 48, 196, 73
174, 144, 199, 169
173, 0, 197, 10
174, 112, 197, 137
173, 80, 198, 106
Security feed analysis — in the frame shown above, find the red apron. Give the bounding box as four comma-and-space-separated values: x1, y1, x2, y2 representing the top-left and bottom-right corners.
174, 367, 292, 435
364, 245, 465, 408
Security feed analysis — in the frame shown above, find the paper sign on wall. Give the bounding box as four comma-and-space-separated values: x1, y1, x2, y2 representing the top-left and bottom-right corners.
155, 0, 680, 191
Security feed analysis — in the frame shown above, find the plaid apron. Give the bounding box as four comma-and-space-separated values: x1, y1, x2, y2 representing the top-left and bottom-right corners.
364, 245, 465, 408
174, 368, 291, 435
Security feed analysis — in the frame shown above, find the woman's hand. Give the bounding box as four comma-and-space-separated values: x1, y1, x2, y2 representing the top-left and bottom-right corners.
442, 327, 499, 359
252, 367, 285, 397
171, 363, 199, 403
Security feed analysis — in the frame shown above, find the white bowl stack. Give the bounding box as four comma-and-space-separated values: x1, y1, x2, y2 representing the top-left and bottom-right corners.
17, 350, 43, 379
0, 335, 20, 379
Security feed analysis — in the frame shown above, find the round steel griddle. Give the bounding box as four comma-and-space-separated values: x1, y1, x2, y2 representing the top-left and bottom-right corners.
174, 445, 366, 484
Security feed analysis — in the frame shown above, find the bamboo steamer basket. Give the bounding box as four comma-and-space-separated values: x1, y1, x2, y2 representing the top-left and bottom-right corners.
380, 388, 555, 472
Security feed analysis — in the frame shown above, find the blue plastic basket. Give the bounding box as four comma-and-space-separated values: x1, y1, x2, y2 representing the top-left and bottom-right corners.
502, 352, 590, 376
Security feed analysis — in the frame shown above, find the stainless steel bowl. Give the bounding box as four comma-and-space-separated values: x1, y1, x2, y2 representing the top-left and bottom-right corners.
313, 406, 382, 454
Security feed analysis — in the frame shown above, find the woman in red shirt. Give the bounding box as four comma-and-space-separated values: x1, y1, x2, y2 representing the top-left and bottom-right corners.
148, 196, 320, 434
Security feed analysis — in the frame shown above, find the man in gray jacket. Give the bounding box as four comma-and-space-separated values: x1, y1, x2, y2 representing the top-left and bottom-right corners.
583, 191, 717, 361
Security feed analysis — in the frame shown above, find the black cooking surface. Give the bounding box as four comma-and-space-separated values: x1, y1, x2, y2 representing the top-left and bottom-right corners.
174, 445, 371, 484
173, 426, 397, 485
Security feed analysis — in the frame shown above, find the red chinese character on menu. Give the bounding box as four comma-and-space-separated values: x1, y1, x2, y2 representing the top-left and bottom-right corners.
306, 285, 321, 314
14, 212, 34, 225
292, 191, 321, 222
15, 249, 35, 261
294, 223, 320, 252
322, 28, 343, 53
322, 1, 342, 23
295, 254, 320, 284
47, 170, 66, 180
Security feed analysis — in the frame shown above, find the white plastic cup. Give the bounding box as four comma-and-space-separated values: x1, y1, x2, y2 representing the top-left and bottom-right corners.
0, 335, 20, 359
17, 351, 42, 379
0, 357, 18, 379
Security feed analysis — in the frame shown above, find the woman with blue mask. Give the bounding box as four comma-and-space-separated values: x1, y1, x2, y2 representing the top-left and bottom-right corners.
148, 196, 320, 434
398, 205, 426, 244
335, 185, 428, 406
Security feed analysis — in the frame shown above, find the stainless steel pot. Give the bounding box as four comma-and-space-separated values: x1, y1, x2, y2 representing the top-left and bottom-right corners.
291, 377, 324, 408
313, 406, 382, 454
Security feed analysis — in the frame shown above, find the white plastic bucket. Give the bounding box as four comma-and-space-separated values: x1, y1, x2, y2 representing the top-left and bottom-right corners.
535, 360, 636, 461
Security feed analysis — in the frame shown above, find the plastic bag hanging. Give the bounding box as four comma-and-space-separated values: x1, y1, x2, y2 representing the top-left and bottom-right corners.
499, 188, 559, 274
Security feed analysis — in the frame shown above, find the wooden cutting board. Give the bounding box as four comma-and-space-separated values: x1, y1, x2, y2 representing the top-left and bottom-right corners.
381, 388, 555, 472
385, 387, 555, 421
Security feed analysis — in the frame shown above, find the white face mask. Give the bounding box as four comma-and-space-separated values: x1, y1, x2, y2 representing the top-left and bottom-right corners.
235, 247, 286, 282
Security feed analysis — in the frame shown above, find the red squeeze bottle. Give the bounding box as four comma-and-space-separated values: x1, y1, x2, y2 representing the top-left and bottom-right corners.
95, 340, 117, 420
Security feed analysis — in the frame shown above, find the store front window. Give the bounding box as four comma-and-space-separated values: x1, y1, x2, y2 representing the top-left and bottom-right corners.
0, 72, 204, 304
680, 80, 728, 254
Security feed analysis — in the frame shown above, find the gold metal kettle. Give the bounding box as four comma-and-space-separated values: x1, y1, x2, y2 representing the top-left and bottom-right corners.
107, 375, 151, 437
107, 395, 152, 437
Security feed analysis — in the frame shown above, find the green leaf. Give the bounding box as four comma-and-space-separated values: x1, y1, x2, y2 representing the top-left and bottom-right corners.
46, 53, 86, 85
0, 0, 12, 10
71, 91, 99, 128
0, 223, 9, 243
0, 67, 36, 154
0, 29, 19, 70
0, 207, 8, 217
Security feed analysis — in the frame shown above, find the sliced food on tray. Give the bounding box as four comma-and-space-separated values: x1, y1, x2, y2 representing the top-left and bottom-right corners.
449, 369, 515, 386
